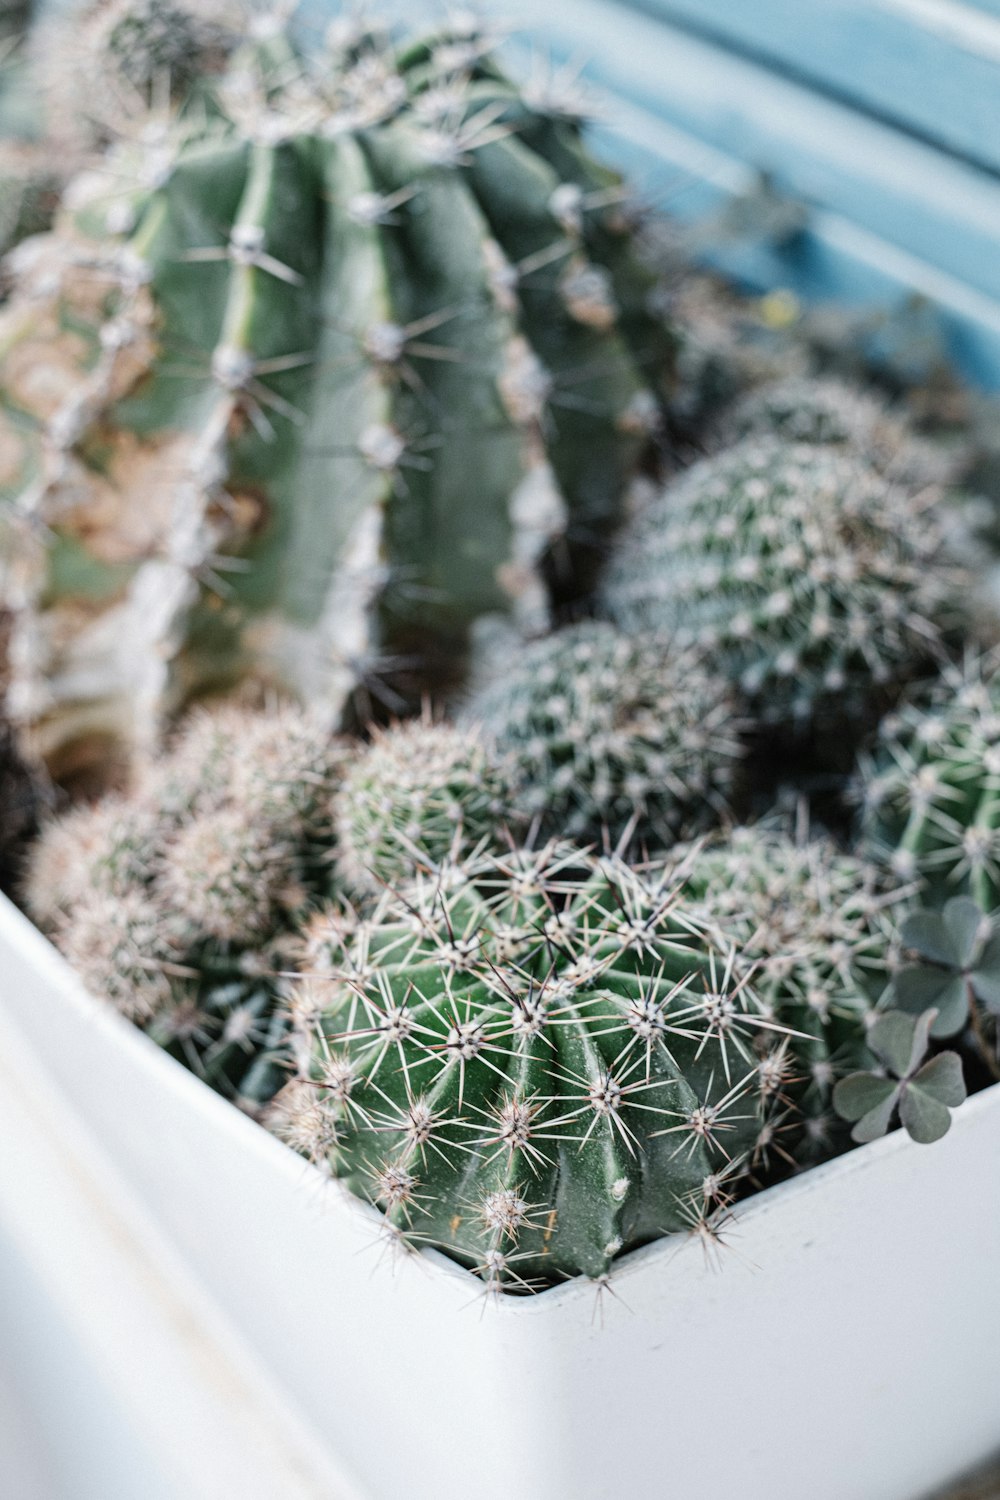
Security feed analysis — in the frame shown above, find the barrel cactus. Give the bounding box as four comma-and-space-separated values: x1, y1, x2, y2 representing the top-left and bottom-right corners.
464, 620, 741, 844
671, 825, 896, 1158
278, 841, 787, 1290
714, 374, 960, 487
601, 437, 963, 727
333, 718, 513, 894
24, 701, 348, 1107
0, 14, 669, 773
857, 658, 1000, 909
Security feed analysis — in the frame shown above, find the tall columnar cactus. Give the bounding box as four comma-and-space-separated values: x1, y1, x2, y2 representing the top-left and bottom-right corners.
857, 658, 1000, 909
279, 842, 787, 1289
464, 620, 741, 843
24, 701, 348, 1106
670, 825, 896, 1158
715, 374, 960, 487
0, 16, 670, 772
601, 437, 963, 728
333, 717, 513, 895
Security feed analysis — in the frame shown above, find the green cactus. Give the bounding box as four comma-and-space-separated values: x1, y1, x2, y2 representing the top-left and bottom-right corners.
857, 658, 1000, 909
278, 841, 789, 1290
601, 437, 964, 728
24, 701, 347, 1108
464, 620, 741, 844
715, 374, 960, 487
333, 717, 513, 895
670, 825, 897, 1159
0, 15, 670, 775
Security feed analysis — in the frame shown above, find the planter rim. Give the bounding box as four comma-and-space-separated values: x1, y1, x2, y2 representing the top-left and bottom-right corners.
3, 891, 992, 1318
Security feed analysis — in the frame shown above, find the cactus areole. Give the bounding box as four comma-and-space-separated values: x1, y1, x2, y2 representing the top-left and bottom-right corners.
0, 19, 669, 770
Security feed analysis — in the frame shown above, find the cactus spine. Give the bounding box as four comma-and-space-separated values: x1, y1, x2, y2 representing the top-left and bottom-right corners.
0, 16, 669, 772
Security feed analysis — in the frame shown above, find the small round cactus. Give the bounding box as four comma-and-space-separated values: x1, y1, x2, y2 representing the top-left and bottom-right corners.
465, 621, 741, 843
333, 719, 512, 895
281, 842, 786, 1289
857, 657, 1000, 908
671, 825, 897, 1157
602, 437, 964, 727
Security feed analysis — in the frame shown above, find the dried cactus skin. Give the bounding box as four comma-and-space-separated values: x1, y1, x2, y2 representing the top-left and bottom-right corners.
465, 620, 741, 844
601, 437, 965, 728
333, 718, 513, 895
0, 19, 669, 773
857, 658, 1000, 909
289, 844, 782, 1288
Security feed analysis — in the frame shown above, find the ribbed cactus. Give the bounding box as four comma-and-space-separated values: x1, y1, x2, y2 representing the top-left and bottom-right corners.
670, 825, 895, 1158
857, 658, 1000, 909
601, 437, 963, 727
0, 15, 669, 774
464, 620, 741, 843
25, 701, 347, 1106
333, 717, 513, 895
280, 842, 786, 1288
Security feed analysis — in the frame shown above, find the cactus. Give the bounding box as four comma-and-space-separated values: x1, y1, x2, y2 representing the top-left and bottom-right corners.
464, 620, 741, 844
714, 374, 960, 487
333, 717, 513, 895
856, 658, 1000, 909
670, 825, 897, 1159
24, 701, 347, 1107
0, 15, 670, 775
278, 841, 791, 1290
601, 437, 964, 728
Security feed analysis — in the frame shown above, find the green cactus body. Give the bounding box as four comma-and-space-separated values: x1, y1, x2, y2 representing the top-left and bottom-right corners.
285, 843, 781, 1289
0, 19, 668, 772
858, 660, 1000, 909
671, 826, 893, 1157
333, 718, 512, 895
464, 620, 741, 843
601, 437, 963, 727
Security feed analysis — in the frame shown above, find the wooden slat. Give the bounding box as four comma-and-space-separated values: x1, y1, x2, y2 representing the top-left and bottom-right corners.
622, 0, 1000, 173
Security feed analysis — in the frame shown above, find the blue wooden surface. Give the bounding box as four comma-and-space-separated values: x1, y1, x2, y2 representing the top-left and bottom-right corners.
621, 0, 1000, 175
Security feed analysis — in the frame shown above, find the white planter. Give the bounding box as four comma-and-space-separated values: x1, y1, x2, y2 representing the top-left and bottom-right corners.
2, 892, 999, 1500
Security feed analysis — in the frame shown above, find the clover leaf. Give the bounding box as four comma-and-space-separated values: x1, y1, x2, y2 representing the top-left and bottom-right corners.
894, 897, 1000, 1037
833, 1008, 966, 1145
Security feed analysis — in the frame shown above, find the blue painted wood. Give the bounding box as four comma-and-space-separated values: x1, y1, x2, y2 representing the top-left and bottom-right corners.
620, 0, 1000, 175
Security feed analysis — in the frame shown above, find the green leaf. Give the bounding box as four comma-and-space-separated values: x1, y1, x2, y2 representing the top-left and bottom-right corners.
898, 1084, 953, 1144
899, 909, 957, 966
852, 1091, 901, 1144
892, 965, 967, 1035
911, 1051, 967, 1109
833, 1071, 897, 1124
970, 929, 1000, 1013
904, 1009, 938, 1077
869, 1010, 920, 1078
942, 897, 985, 968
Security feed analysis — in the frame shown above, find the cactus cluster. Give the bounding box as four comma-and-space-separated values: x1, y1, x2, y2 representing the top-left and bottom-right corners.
465, 620, 741, 843
26, 702, 348, 1106
601, 437, 964, 727
0, 11, 669, 774
857, 657, 1000, 909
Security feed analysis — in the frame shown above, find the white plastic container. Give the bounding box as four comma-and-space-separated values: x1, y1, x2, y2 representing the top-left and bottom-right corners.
2, 892, 999, 1500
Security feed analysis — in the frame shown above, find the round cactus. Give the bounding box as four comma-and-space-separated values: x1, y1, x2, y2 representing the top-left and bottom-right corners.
1, 14, 670, 775
465, 620, 741, 843
333, 718, 512, 894
601, 437, 964, 727
280, 842, 786, 1290
671, 825, 895, 1157
24, 702, 347, 1106
715, 374, 960, 487
857, 658, 1000, 909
